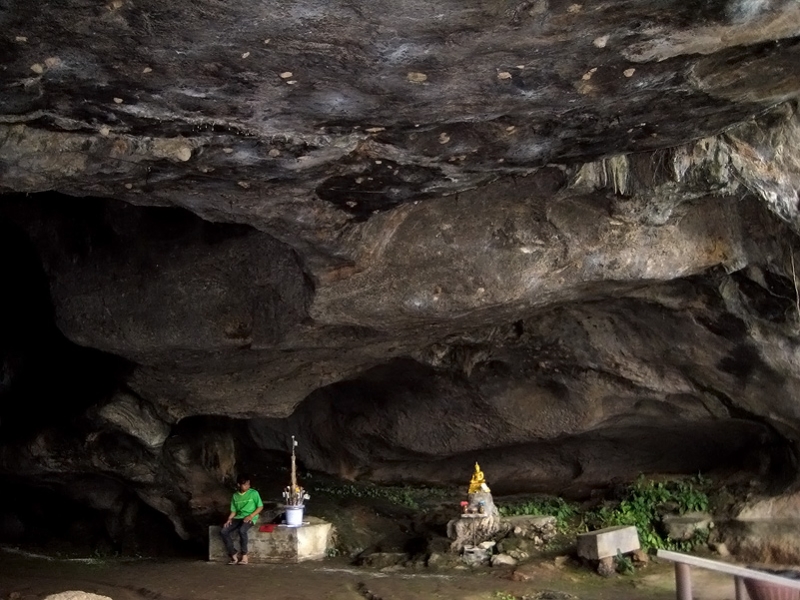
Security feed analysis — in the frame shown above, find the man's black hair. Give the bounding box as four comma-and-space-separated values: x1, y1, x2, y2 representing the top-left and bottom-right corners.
236, 474, 250, 485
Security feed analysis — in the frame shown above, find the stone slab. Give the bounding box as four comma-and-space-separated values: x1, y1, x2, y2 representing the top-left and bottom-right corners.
577, 525, 640, 560
209, 516, 331, 563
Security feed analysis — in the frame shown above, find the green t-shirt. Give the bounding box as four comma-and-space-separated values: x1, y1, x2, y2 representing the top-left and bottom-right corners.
231, 489, 264, 524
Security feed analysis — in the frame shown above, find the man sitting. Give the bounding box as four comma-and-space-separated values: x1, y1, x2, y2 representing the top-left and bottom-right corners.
220, 474, 264, 564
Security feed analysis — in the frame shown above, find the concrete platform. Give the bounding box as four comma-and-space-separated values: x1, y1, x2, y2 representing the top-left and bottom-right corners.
577, 525, 640, 560
209, 516, 332, 563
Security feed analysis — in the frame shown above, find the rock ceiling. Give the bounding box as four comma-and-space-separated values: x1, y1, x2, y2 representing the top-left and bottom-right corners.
2, 0, 800, 541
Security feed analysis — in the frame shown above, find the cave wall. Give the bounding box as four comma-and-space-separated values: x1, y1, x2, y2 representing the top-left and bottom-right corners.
2, 0, 800, 548
3, 165, 800, 544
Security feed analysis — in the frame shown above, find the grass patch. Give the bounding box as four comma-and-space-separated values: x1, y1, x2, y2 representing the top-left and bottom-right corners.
499, 496, 579, 530
311, 482, 451, 510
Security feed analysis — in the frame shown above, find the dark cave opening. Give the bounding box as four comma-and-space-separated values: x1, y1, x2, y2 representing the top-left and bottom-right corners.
0, 208, 129, 439
0, 475, 198, 557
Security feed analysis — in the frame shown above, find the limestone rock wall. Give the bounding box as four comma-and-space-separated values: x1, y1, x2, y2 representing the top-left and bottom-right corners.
2, 0, 800, 546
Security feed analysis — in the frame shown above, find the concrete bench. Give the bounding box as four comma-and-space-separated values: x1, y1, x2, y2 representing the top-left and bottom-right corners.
209, 516, 332, 563
577, 525, 640, 560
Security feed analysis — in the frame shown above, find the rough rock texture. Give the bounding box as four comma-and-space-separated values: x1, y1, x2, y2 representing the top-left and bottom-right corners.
2, 0, 800, 548
718, 519, 800, 564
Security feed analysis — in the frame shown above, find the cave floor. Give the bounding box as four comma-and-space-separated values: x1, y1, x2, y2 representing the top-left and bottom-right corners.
0, 550, 739, 600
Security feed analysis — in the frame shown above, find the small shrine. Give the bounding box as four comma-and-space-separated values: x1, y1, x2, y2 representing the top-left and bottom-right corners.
282, 435, 310, 526
208, 436, 331, 564
447, 462, 501, 553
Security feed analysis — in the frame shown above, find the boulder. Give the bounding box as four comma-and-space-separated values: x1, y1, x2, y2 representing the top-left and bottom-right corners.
461, 544, 492, 567
662, 512, 713, 542
502, 515, 558, 543
491, 553, 518, 567
717, 520, 800, 564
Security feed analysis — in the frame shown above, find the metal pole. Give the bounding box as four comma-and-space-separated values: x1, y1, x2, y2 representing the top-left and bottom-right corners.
734, 576, 747, 600
290, 435, 297, 491
675, 562, 693, 600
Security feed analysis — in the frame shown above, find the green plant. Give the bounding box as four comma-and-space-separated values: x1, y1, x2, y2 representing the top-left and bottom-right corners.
498, 496, 579, 530
494, 592, 518, 600
615, 550, 635, 575
586, 474, 711, 551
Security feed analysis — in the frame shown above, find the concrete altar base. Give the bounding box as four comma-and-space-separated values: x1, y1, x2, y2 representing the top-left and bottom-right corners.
208, 516, 332, 563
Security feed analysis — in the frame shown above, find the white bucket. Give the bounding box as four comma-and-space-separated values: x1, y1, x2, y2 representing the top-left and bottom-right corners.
285, 505, 304, 527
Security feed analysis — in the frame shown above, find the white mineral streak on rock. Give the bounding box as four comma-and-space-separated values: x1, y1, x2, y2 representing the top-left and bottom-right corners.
623, 5, 800, 62
96, 391, 171, 448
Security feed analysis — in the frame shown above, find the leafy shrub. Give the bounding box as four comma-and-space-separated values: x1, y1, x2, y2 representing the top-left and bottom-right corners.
586, 474, 711, 551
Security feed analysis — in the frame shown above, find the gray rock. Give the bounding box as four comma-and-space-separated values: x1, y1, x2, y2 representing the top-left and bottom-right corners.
461, 545, 492, 567
503, 515, 558, 543
663, 513, 713, 542
597, 556, 616, 578
491, 553, 519, 567
718, 520, 800, 564
426, 552, 461, 570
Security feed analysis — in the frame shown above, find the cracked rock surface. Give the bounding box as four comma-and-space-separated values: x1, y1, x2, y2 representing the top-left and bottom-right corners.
2, 0, 800, 546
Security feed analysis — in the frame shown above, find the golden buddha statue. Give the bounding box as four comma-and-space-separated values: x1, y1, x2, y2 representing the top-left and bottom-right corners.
468, 462, 490, 494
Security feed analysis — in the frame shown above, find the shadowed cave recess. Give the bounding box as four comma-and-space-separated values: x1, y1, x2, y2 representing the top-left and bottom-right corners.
3, 0, 800, 557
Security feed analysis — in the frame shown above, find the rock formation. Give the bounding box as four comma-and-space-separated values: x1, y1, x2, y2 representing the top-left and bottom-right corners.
2, 0, 800, 548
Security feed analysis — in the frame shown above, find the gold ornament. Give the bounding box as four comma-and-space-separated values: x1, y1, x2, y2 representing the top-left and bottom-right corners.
468, 462, 490, 494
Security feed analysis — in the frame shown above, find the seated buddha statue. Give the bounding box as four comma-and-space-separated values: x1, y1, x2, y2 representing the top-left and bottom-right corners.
468, 462, 491, 494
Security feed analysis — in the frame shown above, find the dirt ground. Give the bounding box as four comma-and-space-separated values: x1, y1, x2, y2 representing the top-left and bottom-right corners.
0, 549, 742, 600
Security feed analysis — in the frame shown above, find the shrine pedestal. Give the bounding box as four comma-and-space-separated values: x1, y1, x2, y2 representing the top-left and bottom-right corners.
209, 516, 331, 563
